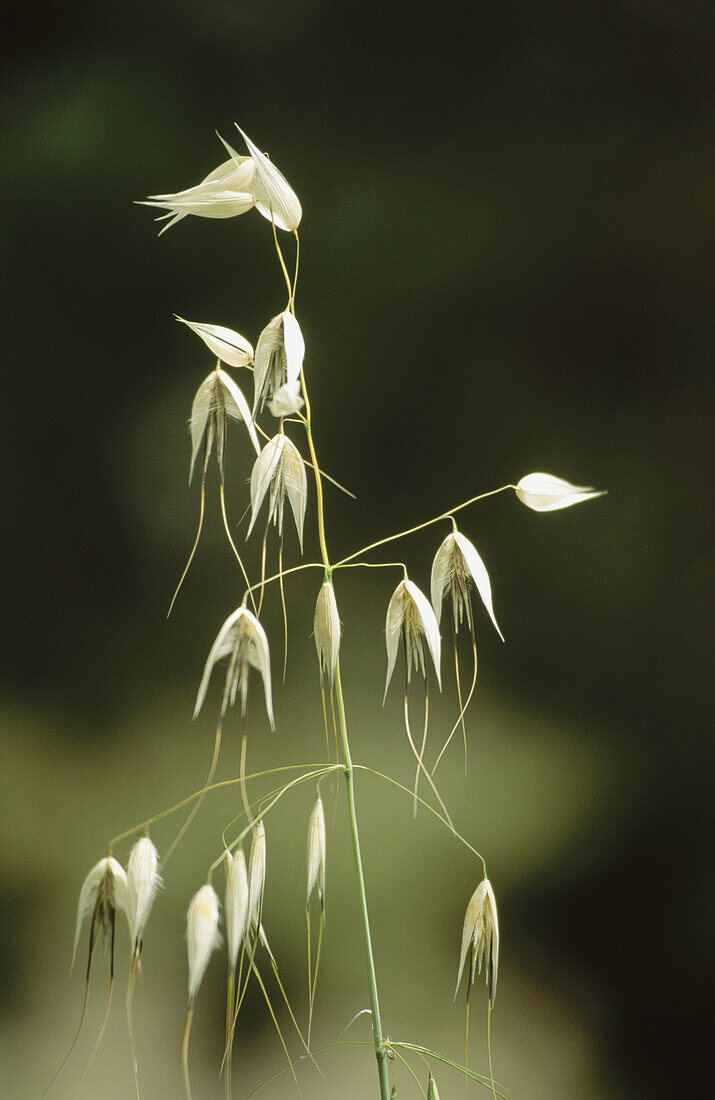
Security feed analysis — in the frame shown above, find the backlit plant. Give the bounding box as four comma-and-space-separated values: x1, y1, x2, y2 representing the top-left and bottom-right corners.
54, 126, 604, 1100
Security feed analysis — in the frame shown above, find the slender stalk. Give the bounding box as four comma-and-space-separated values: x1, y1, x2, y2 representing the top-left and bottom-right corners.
334, 661, 392, 1099
335, 485, 514, 568
274, 224, 391, 1099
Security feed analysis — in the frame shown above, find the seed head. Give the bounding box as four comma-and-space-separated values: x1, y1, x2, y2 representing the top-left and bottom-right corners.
515, 472, 605, 512
454, 877, 499, 1007
384, 578, 442, 698
313, 580, 341, 687
268, 380, 305, 418
186, 884, 221, 1004
306, 795, 326, 911
253, 311, 305, 414
127, 838, 161, 959
247, 435, 308, 549
72, 856, 128, 969
194, 605, 275, 729
138, 151, 256, 235
427, 1074, 441, 1100
188, 368, 260, 485
177, 316, 254, 369
232, 126, 302, 232
247, 820, 267, 936
224, 849, 249, 971
430, 530, 504, 641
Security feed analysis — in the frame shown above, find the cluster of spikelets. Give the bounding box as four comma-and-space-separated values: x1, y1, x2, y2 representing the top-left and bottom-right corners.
73, 806, 327, 1085
73, 838, 161, 981
139, 126, 302, 235
65, 124, 607, 1098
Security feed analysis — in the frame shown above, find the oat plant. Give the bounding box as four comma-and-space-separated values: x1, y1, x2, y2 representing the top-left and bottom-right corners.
55, 126, 605, 1100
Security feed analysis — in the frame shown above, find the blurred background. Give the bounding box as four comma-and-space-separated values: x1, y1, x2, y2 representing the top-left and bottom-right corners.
1, 1, 711, 1097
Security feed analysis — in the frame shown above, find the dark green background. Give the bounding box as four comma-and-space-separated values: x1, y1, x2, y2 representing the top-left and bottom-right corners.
1, 2, 711, 1097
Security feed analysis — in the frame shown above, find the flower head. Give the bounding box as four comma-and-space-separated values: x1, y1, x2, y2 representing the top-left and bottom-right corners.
186, 884, 221, 1004
127, 837, 161, 961
306, 795, 326, 911
194, 605, 275, 729
313, 580, 341, 687
189, 368, 260, 484
224, 849, 249, 972
384, 578, 441, 699
430, 530, 504, 641
247, 435, 308, 549
515, 472, 605, 512
72, 856, 128, 972
253, 311, 305, 414
454, 877, 499, 1007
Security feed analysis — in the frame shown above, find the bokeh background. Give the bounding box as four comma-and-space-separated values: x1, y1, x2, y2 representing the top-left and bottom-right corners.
1, 2, 711, 1097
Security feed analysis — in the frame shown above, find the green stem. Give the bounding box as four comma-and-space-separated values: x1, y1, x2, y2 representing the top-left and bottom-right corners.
334, 660, 392, 1099
274, 225, 391, 1100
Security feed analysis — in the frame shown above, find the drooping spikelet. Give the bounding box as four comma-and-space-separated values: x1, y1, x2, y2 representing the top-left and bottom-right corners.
194, 605, 275, 729
313, 580, 341, 687
384, 578, 441, 698
253, 311, 305, 414
188, 368, 260, 484
430, 530, 504, 641
306, 795, 326, 911
186, 884, 221, 1005
127, 837, 162, 961
247, 820, 267, 937
72, 856, 128, 971
224, 849, 249, 972
247, 435, 308, 549
454, 877, 499, 1007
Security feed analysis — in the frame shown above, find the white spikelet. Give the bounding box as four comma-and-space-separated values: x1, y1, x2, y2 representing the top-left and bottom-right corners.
72, 856, 128, 968
232, 126, 302, 232
313, 580, 341, 687
247, 820, 267, 938
515, 472, 606, 512
384, 578, 442, 699
306, 795, 326, 911
189, 368, 260, 484
430, 530, 504, 641
194, 605, 274, 729
247, 435, 307, 549
186, 884, 221, 1004
253, 311, 305, 414
267, 380, 305, 418
138, 151, 255, 234
454, 877, 499, 1007
127, 838, 161, 958
177, 316, 254, 368
224, 849, 249, 972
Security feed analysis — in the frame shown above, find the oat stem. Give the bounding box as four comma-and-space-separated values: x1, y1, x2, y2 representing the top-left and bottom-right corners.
273, 225, 392, 1100
334, 660, 392, 1100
